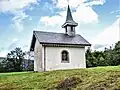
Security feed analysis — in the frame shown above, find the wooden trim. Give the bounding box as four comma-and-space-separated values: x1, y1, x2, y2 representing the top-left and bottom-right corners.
42, 44, 87, 48
41, 42, 91, 47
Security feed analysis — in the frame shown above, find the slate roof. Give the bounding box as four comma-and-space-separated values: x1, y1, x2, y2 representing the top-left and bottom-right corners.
30, 31, 91, 51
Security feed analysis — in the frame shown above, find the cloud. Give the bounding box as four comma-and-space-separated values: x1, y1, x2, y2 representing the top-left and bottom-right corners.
0, 47, 8, 57
40, 11, 66, 27
8, 38, 20, 50
0, 0, 38, 12
53, 0, 87, 8
91, 18, 120, 45
0, 47, 4, 54
110, 10, 120, 18
85, 0, 105, 6
93, 44, 106, 49
39, 0, 106, 28
23, 45, 29, 48
0, 50, 8, 57
0, 0, 39, 32
52, 0, 105, 8
12, 38, 19, 42
73, 4, 98, 23
0, 39, 30, 57
110, 10, 120, 14
91, 44, 114, 51
11, 10, 29, 32
39, 3, 100, 31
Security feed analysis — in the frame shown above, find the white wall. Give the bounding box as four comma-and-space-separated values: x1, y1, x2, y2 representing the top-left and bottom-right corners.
45, 46, 86, 71
34, 40, 43, 71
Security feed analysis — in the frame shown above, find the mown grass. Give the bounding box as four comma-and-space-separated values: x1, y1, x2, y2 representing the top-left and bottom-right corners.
0, 66, 120, 90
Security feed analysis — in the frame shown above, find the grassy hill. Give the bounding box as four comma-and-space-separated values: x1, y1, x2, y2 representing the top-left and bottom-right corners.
0, 66, 120, 90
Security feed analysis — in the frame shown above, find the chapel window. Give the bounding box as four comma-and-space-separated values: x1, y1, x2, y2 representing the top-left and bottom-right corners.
61, 50, 69, 63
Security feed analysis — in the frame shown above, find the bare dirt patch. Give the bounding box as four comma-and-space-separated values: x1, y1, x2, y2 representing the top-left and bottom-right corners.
56, 77, 82, 90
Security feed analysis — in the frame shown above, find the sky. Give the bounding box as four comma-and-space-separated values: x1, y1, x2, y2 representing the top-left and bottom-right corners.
0, 0, 120, 57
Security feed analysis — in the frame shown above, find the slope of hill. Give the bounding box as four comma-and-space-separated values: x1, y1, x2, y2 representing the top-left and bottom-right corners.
0, 66, 120, 90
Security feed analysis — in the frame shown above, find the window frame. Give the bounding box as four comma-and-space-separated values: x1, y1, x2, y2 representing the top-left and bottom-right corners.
61, 50, 69, 63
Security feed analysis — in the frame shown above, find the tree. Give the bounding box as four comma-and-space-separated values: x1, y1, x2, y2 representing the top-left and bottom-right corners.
86, 41, 120, 67
0, 62, 4, 72
112, 41, 120, 65
3, 48, 25, 72
86, 47, 98, 67
104, 47, 113, 66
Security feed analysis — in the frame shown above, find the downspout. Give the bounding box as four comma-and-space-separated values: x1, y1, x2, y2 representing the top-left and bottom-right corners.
44, 46, 46, 71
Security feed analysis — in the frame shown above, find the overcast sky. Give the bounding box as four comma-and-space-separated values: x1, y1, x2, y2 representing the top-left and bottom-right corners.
0, 0, 119, 57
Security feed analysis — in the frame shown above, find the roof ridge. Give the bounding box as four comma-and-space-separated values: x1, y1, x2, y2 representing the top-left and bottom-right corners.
34, 31, 65, 34
34, 31, 84, 37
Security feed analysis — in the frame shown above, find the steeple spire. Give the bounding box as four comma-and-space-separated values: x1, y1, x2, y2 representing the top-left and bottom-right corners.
62, 5, 78, 28
62, 3, 78, 36
66, 5, 74, 22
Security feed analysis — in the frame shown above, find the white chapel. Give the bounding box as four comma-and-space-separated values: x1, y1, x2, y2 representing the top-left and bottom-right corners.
30, 5, 91, 72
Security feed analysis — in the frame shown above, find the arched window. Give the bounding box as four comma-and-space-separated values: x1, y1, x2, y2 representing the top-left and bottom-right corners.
61, 50, 69, 63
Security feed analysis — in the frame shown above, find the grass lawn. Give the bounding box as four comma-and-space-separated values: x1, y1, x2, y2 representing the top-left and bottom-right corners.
0, 66, 120, 90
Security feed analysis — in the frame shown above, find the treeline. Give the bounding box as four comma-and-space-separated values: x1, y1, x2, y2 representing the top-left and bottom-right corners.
0, 41, 120, 72
0, 48, 34, 72
86, 41, 120, 67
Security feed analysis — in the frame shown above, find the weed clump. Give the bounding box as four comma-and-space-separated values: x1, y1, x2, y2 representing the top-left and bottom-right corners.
56, 77, 82, 90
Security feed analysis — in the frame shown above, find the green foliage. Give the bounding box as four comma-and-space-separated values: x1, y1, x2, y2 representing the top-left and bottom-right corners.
112, 41, 120, 65
27, 62, 34, 71
0, 62, 4, 72
23, 60, 34, 71
0, 66, 120, 90
1, 48, 25, 72
86, 41, 120, 67
0, 48, 34, 72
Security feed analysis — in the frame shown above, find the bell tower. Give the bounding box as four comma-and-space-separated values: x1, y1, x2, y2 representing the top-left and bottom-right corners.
62, 4, 78, 36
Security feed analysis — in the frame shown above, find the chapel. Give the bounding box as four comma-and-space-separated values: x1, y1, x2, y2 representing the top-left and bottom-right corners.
30, 5, 91, 71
